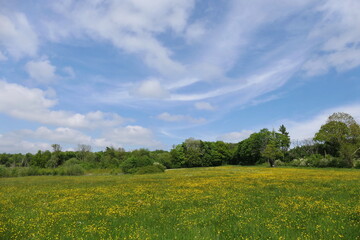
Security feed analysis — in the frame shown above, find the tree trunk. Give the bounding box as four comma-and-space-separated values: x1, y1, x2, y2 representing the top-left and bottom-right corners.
269, 159, 275, 167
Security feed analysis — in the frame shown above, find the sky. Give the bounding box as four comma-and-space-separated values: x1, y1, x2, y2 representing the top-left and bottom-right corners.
0, 0, 360, 153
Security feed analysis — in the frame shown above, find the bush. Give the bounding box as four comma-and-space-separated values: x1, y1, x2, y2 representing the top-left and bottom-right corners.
274, 160, 286, 166
38, 168, 55, 175
136, 164, 165, 174
58, 165, 85, 176
353, 159, 360, 169
289, 154, 351, 168
17, 167, 40, 176
0, 165, 85, 177
290, 158, 309, 167
120, 155, 153, 174
63, 158, 81, 167
306, 154, 323, 167
0, 165, 10, 177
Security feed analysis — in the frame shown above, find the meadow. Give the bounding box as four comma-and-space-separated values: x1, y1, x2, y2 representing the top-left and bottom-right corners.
1, 166, 359, 239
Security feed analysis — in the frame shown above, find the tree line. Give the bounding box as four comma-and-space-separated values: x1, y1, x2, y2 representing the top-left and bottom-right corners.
1, 112, 359, 177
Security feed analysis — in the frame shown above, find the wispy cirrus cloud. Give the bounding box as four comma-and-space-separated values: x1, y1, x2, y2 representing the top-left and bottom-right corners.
0, 0, 359, 153
157, 112, 206, 124
45, 0, 196, 76
303, 0, 360, 75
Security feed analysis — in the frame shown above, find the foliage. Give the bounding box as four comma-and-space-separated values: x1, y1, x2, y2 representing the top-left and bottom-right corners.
135, 163, 166, 174
289, 154, 349, 168
57, 165, 85, 176
63, 158, 82, 167
170, 139, 233, 168
0, 165, 10, 177
354, 159, 360, 169
2, 113, 360, 174
120, 149, 154, 174
314, 112, 360, 167
262, 138, 283, 167
234, 127, 289, 166
274, 159, 286, 166
0, 165, 85, 178
151, 150, 172, 168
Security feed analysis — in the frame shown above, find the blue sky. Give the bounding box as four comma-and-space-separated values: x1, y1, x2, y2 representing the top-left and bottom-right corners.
0, 0, 359, 153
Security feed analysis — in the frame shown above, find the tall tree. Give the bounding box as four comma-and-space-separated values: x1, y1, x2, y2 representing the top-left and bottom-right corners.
76, 144, 92, 162
314, 112, 360, 166
234, 129, 272, 165
47, 144, 63, 168
278, 124, 290, 152
262, 138, 283, 167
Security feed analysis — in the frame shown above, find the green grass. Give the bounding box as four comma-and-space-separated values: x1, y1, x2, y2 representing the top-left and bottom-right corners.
0, 166, 359, 239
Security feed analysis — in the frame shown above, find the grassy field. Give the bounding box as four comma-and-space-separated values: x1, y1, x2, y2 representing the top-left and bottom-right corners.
1, 166, 359, 239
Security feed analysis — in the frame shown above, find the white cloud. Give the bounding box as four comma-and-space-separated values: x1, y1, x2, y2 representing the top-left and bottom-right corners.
195, 102, 215, 111
25, 59, 57, 84
0, 12, 38, 59
304, 48, 360, 76
187, 0, 314, 82
286, 103, 360, 141
102, 125, 161, 148
157, 112, 206, 124
0, 125, 160, 153
171, 58, 301, 101
21, 127, 92, 145
303, 0, 360, 75
0, 132, 51, 154
217, 130, 253, 143
0, 80, 125, 128
47, 0, 195, 75
133, 79, 169, 99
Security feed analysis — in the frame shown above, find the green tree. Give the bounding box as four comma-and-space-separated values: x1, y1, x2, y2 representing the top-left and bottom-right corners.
31, 150, 51, 168
278, 124, 291, 153
170, 144, 186, 168
262, 139, 283, 167
76, 144, 93, 162
314, 112, 360, 167
182, 138, 204, 167
46, 144, 63, 168
120, 149, 153, 173
234, 129, 272, 165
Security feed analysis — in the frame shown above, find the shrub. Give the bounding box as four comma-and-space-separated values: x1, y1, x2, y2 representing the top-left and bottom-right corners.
110, 168, 123, 175
306, 154, 323, 167
290, 158, 309, 167
17, 167, 40, 176
327, 157, 349, 168
289, 155, 351, 168
58, 165, 85, 176
274, 160, 285, 166
136, 164, 165, 174
0, 166, 10, 177
38, 168, 55, 176
353, 159, 360, 169
63, 158, 81, 167
120, 156, 153, 174
316, 158, 331, 168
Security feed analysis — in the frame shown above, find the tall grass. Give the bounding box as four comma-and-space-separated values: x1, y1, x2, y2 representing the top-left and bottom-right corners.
0, 165, 85, 177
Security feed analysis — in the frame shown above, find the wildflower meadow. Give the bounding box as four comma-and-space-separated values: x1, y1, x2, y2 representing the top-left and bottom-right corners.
1, 166, 359, 239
